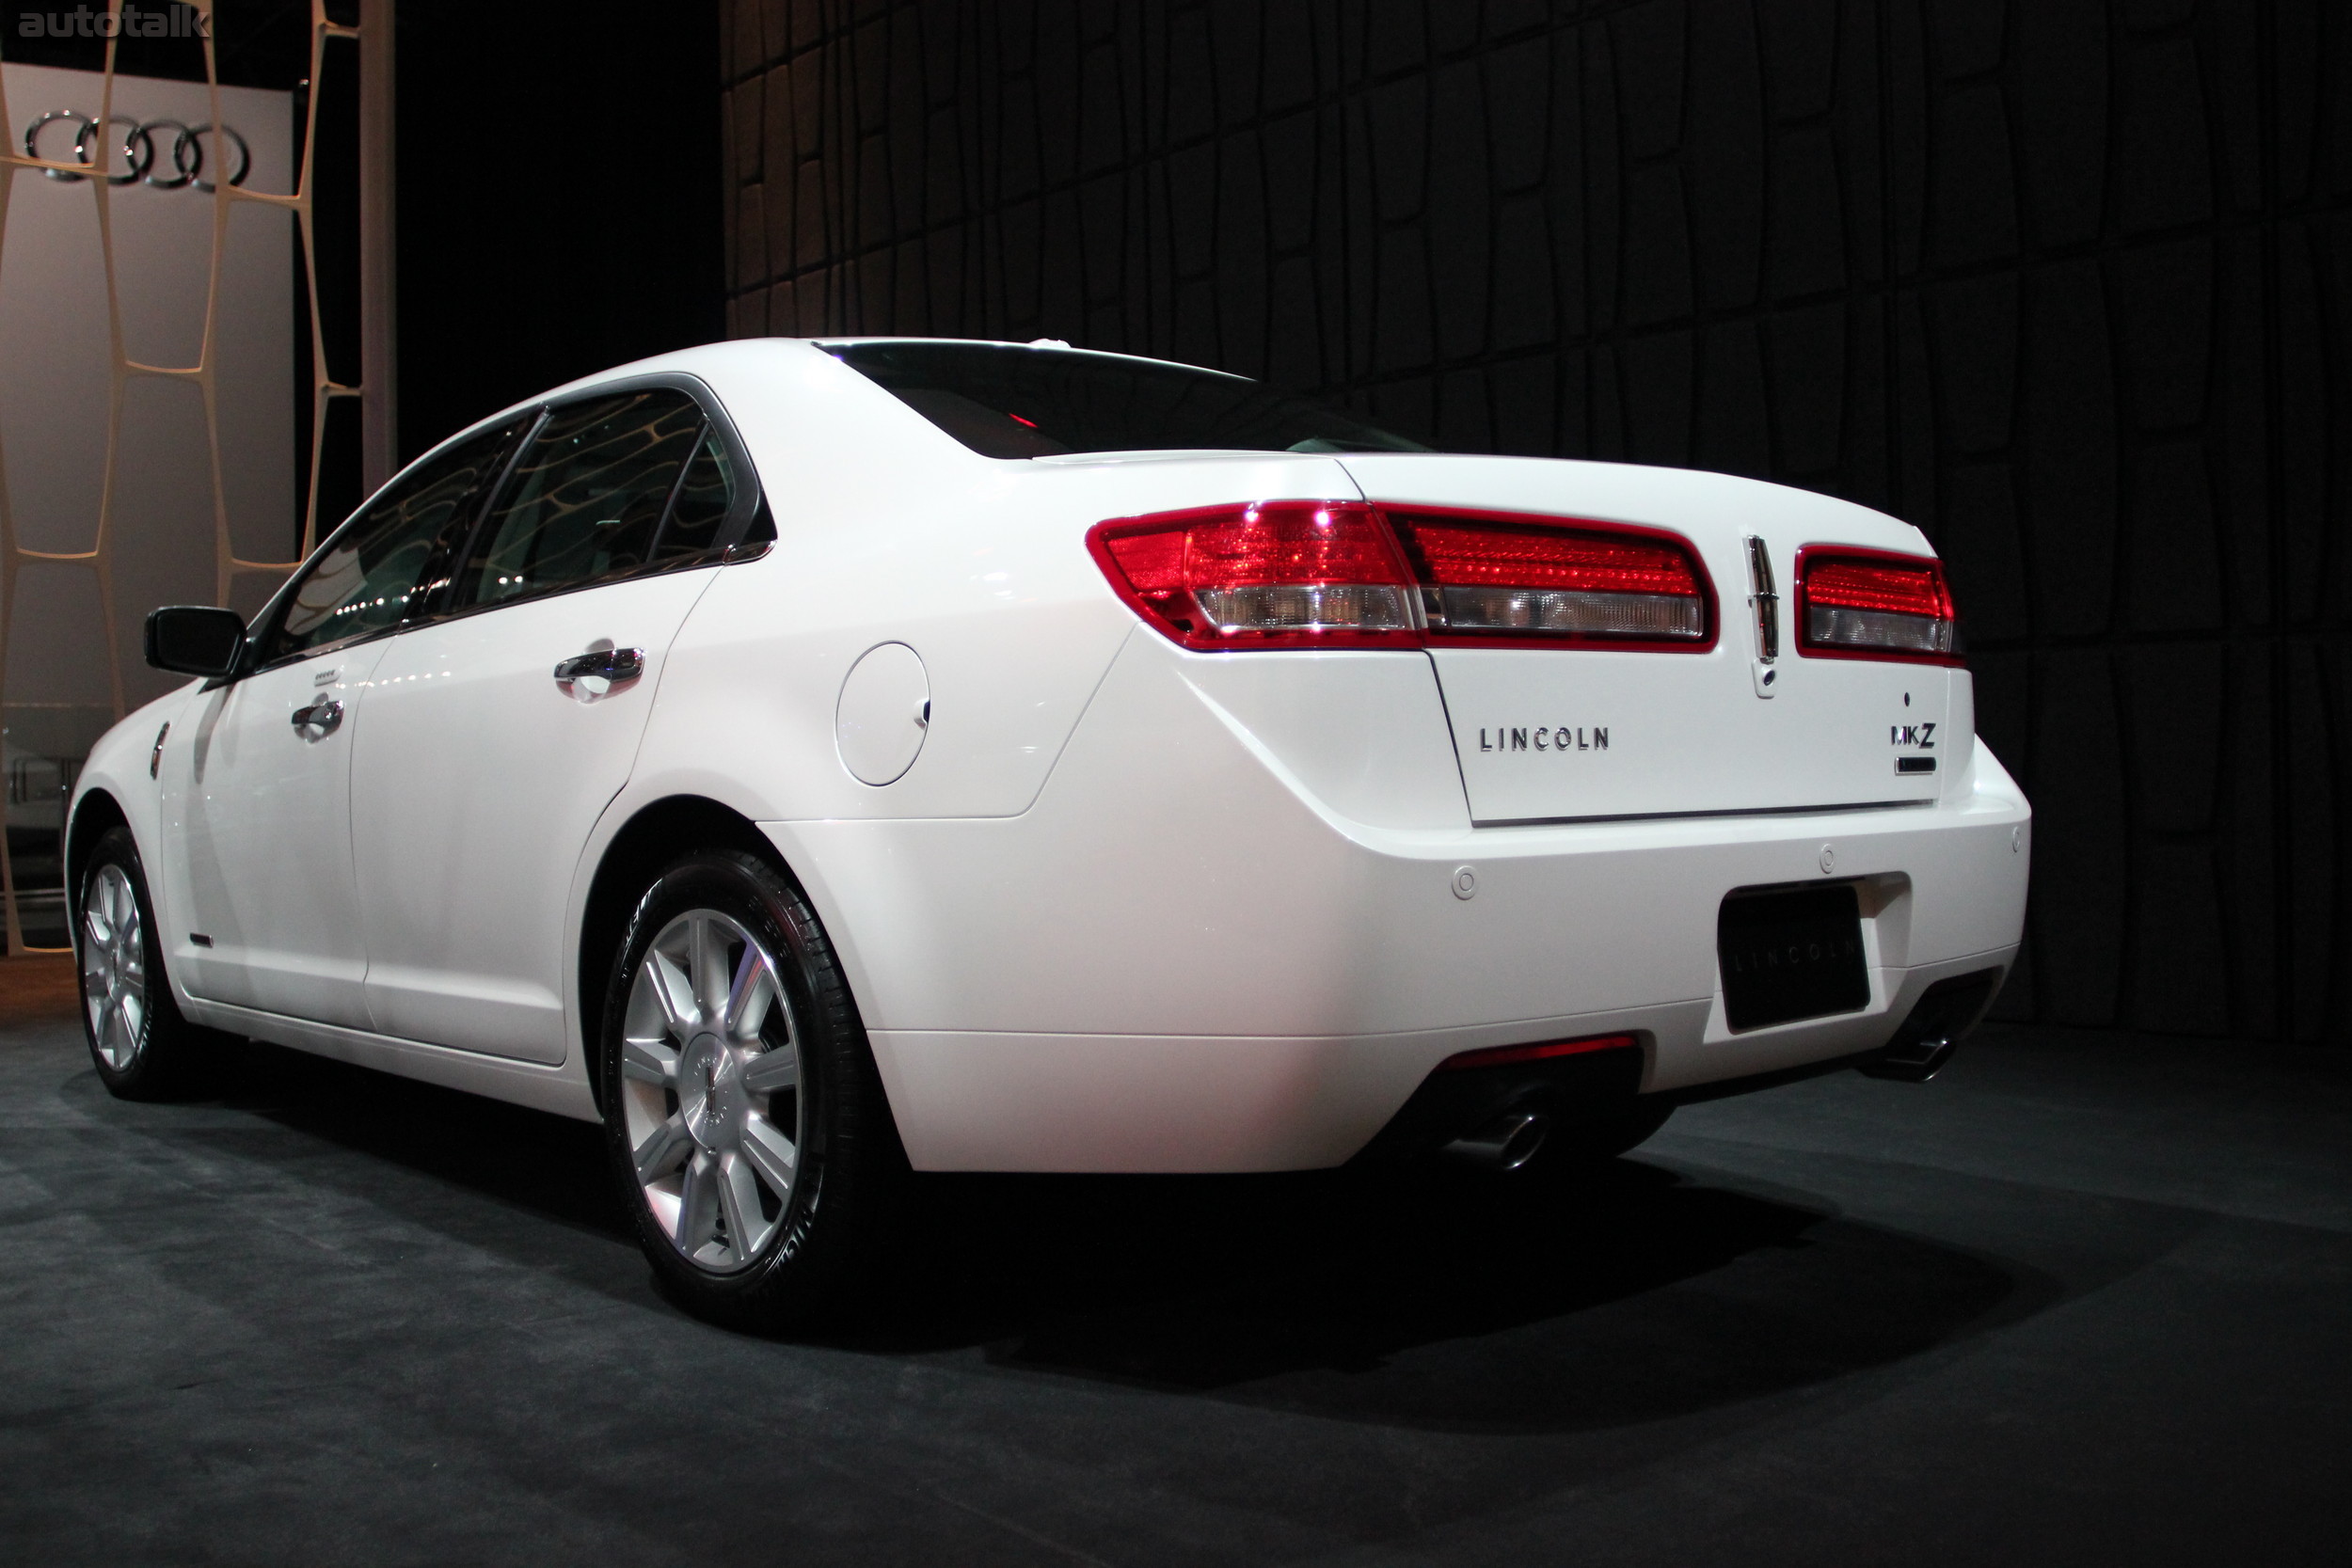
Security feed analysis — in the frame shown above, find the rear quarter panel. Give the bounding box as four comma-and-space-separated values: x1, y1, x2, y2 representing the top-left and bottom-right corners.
629, 345, 1374, 822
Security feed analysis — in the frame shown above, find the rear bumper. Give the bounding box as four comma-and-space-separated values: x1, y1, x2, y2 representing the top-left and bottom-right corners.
767, 639, 2029, 1173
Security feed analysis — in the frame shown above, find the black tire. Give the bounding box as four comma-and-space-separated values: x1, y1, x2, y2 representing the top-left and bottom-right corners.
598, 847, 899, 1333
76, 824, 217, 1100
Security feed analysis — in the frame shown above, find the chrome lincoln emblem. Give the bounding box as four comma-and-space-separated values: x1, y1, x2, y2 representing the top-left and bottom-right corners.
21, 111, 249, 189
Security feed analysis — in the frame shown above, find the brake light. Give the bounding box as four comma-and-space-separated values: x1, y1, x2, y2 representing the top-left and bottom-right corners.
1388, 511, 1710, 645
1797, 547, 1959, 663
1088, 502, 1714, 652
1088, 501, 1418, 650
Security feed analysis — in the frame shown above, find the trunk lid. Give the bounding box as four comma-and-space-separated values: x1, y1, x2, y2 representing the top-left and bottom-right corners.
1339, 454, 1960, 825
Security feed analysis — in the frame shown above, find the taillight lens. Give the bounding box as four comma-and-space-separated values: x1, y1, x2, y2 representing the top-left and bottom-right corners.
1088, 502, 1715, 652
1798, 548, 1959, 662
1088, 501, 1418, 649
1388, 512, 1710, 644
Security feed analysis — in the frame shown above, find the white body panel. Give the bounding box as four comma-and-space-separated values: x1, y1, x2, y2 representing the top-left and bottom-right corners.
69, 338, 2032, 1167
767, 631, 2026, 1171
161, 646, 388, 1028
348, 569, 716, 1063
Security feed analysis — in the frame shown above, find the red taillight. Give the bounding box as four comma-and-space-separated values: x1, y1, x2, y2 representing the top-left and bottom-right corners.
1436, 1033, 1639, 1071
1087, 502, 1714, 652
1089, 501, 1419, 650
1797, 547, 1959, 663
1388, 511, 1710, 645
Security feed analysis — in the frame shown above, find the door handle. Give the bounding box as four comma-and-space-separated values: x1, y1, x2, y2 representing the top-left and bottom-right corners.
552, 646, 644, 687
290, 696, 344, 739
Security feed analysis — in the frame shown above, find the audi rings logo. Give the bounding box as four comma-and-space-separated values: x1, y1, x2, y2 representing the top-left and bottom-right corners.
21, 112, 249, 190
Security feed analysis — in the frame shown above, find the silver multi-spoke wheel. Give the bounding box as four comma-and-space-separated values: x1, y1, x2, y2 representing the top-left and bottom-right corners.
604, 849, 889, 1330
81, 862, 148, 1071
620, 907, 804, 1274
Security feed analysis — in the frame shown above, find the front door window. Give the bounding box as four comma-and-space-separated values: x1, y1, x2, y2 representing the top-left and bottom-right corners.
266, 421, 521, 662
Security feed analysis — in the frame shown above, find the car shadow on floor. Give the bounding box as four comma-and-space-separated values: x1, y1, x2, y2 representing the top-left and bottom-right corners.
135, 1036, 2044, 1435
850, 1160, 2043, 1432
163, 1035, 632, 1241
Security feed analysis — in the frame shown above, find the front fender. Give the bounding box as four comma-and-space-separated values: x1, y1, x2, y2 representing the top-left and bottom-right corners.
64, 688, 196, 974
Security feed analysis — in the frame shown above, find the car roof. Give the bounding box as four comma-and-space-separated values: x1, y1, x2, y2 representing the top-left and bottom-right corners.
810, 337, 1248, 381
398, 336, 1256, 495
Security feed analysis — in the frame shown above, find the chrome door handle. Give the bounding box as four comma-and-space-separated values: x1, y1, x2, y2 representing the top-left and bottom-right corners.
552, 646, 644, 686
290, 696, 343, 739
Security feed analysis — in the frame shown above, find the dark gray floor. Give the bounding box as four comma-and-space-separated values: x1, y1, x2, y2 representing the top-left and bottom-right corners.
1, 990, 2346, 1565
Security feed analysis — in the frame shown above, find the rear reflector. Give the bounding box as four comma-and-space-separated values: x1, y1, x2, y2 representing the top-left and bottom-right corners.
1798, 548, 1959, 663
1437, 1033, 1639, 1071
1089, 503, 1714, 652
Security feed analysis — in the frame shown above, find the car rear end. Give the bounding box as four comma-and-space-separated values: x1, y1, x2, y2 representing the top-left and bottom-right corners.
758, 343, 2028, 1172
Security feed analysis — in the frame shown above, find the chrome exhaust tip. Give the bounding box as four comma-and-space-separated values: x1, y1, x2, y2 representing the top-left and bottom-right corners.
1858, 1036, 1957, 1083
1441, 1111, 1552, 1171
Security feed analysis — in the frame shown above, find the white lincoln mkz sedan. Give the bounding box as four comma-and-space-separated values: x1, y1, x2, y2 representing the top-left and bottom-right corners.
72, 338, 2030, 1327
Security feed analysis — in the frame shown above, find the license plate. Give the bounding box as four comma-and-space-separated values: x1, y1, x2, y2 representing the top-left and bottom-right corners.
1717, 884, 1870, 1031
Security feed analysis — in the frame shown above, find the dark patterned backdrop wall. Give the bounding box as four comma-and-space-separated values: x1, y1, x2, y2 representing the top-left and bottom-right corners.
717, 0, 2352, 1041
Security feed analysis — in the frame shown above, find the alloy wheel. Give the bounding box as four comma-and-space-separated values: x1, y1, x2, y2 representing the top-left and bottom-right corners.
620, 908, 805, 1273
80, 863, 147, 1071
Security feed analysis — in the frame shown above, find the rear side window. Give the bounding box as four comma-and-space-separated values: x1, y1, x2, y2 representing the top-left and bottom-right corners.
827, 341, 1431, 459
265, 421, 517, 662
655, 426, 739, 560
453, 389, 712, 610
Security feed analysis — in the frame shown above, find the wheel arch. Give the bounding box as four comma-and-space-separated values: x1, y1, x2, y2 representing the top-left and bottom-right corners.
575, 794, 801, 1116
64, 788, 130, 947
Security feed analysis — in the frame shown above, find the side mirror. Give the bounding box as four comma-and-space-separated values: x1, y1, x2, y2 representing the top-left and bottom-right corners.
144, 606, 247, 678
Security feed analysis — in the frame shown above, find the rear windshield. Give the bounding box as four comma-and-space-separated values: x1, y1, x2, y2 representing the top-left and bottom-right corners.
826, 341, 1431, 460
